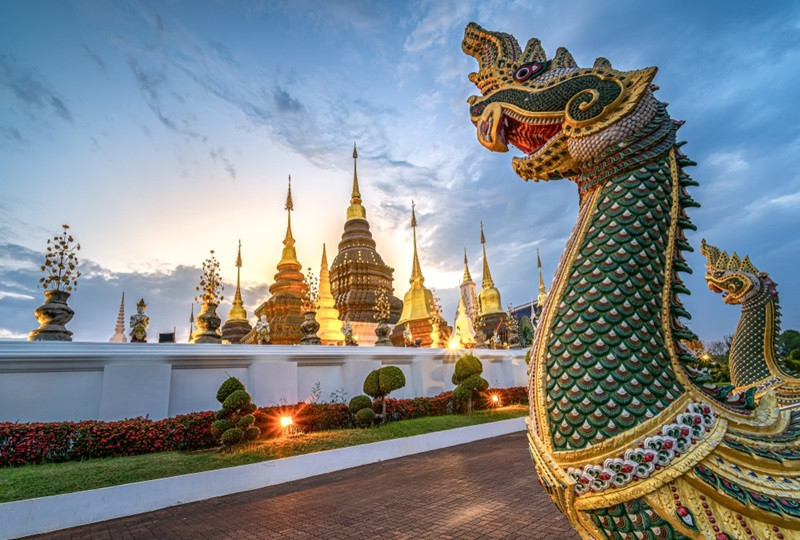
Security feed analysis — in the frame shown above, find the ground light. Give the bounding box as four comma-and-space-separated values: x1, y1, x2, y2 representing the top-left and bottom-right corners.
491, 394, 500, 406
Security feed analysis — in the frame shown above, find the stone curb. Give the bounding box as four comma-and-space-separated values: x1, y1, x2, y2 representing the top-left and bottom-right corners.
0, 417, 526, 539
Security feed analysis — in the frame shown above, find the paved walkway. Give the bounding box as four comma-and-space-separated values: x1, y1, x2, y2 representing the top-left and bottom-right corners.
33, 432, 579, 539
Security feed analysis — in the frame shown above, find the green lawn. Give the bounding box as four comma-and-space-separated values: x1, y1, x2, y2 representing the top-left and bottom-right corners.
0, 406, 526, 503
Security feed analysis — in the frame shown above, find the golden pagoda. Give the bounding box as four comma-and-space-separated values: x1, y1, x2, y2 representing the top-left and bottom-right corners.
390, 201, 443, 347
477, 222, 509, 341
453, 249, 477, 347
536, 248, 548, 308
315, 243, 345, 345
329, 143, 402, 345
221, 240, 252, 344
254, 176, 307, 344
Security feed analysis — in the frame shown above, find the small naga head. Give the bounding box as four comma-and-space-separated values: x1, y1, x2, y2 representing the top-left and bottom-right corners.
700, 240, 772, 305
462, 23, 658, 181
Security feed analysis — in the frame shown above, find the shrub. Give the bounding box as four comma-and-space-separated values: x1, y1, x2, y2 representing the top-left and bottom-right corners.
220, 428, 244, 446
791, 349, 800, 360
354, 408, 376, 428
216, 377, 245, 403
0, 387, 529, 467
214, 378, 260, 447
452, 354, 489, 414
349, 395, 372, 414
363, 366, 406, 422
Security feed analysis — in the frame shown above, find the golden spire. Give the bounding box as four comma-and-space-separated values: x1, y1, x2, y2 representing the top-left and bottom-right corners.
410, 200, 424, 285
227, 239, 248, 321
462, 248, 473, 284
478, 221, 504, 315
315, 243, 345, 344
346, 142, 367, 221
480, 222, 494, 289
279, 175, 299, 266
396, 199, 435, 326
537, 248, 548, 307
188, 304, 194, 342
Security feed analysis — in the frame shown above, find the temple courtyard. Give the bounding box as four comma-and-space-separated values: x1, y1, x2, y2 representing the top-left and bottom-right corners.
30, 433, 578, 539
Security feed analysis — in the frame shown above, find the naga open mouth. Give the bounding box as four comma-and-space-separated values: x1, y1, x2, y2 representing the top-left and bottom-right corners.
474, 101, 564, 157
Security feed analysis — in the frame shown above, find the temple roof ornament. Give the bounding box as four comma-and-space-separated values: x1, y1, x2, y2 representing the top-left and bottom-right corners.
315, 243, 345, 345
462, 248, 473, 284
188, 304, 194, 343
478, 222, 504, 315
537, 248, 548, 308
396, 200, 435, 325
109, 292, 126, 343
227, 240, 248, 322
347, 142, 367, 221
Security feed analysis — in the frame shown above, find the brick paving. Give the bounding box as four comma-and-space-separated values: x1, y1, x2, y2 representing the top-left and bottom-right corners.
32, 432, 579, 539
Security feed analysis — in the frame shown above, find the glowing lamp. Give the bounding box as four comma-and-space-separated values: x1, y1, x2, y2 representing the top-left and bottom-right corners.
491, 395, 500, 404
448, 337, 460, 350
280, 415, 294, 428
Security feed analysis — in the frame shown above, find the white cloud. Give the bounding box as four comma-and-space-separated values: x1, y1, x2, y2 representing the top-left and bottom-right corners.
0, 291, 35, 301
0, 328, 27, 339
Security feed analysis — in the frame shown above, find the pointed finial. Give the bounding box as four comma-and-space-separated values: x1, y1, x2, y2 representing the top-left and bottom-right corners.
285, 175, 294, 212
322, 242, 328, 267
480, 221, 486, 244
236, 239, 242, 268
190, 304, 194, 323
537, 248, 547, 305
410, 200, 423, 284
346, 143, 366, 220
480, 223, 494, 289
462, 248, 473, 284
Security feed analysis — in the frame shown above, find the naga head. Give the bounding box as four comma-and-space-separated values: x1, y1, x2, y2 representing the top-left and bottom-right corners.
462, 23, 658, 181
700, 239, 774, 305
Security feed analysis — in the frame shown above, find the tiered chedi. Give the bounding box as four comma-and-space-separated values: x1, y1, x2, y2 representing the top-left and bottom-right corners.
254, 177, 307, 345
452, 250, 477, 347
315, 244, 345, 345
477, 222, 509, 341
390, 201, 446, 347
221, 240, 252, 344
329, 144, 402, 345
109, 292, 127, 343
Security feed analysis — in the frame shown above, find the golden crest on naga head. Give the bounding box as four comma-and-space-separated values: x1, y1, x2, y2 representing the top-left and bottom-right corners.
461, 23, 657, 180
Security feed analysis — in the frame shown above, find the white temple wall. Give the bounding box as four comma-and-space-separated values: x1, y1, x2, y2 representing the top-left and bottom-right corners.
0, 343, 528, 423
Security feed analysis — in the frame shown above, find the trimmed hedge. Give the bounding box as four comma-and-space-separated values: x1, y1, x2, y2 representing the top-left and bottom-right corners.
0, 387, 528, 467
0, 412, 215, 467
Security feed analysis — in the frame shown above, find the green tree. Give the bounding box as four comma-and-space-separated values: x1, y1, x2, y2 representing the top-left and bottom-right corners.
363, 366, 406, 422
452, 354, 489, 414
778, 330, 800, 358
211, 376, 259, 447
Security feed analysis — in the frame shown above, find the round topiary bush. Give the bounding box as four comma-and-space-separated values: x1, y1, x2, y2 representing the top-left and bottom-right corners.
363, 369, 380, 397
453, 354, 482, 382
452, 354, 489, 414
217, 377, 245, 403
354, 407, 376, 428
349, 395, 372, 414
213, 377, 261, 448
220, 427, 245, 446
211, 419, 235, 438
791, 349, 800, 360
362, 366, 407, 422
223, 389, 251, 411
237, 414, 255, 428
379, 366, 406, 393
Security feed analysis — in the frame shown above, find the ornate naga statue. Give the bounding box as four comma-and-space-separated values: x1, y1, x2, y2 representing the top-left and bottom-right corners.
701, 240, 800, 406
462, 23, 800, 539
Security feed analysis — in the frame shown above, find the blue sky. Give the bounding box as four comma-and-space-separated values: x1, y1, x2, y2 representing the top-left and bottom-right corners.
1, 0, 798, 343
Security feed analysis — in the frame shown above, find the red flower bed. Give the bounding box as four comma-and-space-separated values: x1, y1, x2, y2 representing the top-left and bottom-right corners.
0, 412, 215, 467
1, 387, 527, 467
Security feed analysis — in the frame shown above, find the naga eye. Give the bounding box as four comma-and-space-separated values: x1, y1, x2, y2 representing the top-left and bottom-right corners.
513, 62, 545, 82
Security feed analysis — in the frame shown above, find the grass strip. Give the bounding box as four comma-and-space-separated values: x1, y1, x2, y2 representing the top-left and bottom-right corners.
0, 406, 526, 502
